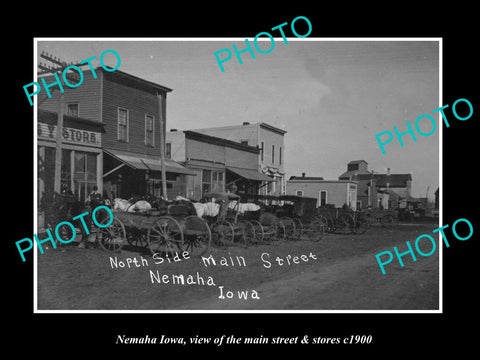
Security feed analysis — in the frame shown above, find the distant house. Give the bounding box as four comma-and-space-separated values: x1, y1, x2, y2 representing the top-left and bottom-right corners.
339, 160, 412, 209
286, 174, 358, 210
338, 160, 370, 180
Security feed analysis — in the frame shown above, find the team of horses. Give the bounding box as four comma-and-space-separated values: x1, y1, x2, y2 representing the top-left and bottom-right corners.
112, 195, 261, 219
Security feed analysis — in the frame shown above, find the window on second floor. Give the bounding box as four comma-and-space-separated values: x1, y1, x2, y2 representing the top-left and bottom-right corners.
272, 144, 275, 164
166, 142, 172, 159
66, 103, 79, 117
145, 114, 155, 146
260, 141, 264, 162
347, 163, 359, 171
117, 108, 129, 142
279, 146, 282, 166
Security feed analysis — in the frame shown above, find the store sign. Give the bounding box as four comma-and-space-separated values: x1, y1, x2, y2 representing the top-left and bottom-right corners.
38, 123, 101, 147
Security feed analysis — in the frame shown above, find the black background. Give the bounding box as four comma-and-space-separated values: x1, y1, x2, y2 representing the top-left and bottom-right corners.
6, 4, 477, 356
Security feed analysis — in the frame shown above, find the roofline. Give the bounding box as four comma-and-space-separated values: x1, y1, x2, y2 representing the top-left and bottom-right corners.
183, 131, 260, 154
347, 159, 368, 164
99, 67, 173, 93
190, 122, 286, 135
38, 66, 173, 94
287, 179, 358, 184
259, 122, 287, 135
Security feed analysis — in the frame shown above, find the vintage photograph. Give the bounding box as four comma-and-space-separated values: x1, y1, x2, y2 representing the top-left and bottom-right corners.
34, 38, 440, 312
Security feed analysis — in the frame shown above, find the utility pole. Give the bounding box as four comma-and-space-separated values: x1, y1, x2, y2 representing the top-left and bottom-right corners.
157, 92, 168, 200
368, 170, 374, 207
38, 52, 82, 194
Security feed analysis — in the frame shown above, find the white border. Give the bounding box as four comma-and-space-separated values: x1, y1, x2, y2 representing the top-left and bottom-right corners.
33, 37, 443, 314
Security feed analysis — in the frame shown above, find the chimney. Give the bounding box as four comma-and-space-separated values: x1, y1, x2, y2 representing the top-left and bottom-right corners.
387, 167, 390, 175
170, 129, 178, 132
242, 122, 250, 125
302, 172, 306, 178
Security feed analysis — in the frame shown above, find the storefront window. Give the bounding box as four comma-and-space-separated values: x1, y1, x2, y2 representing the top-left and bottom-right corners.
73, 151, 97, 201
202, 169, 211, 194
202, 169, 224, 194
147, 179, 173, 198
216, 171, 224, 192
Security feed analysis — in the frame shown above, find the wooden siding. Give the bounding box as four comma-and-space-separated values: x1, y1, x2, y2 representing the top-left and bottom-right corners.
101, 74, 163, 156
37, 71, 102, 122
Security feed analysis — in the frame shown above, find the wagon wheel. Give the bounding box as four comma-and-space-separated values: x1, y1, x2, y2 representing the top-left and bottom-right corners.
292, 218, 304, 240
54, 222, 76, 245
237, 220, 255, 246
336, 214, 355, 234
304, 218, 324, 241
97, 217, 126, 252
126, 228, 149, 248
365, 214, 374, 227
380, 214, 394, 226
322, 215, 334, 233
273, 220, 286, 241
233, 223, 248, 247
250, 220, 264, 243
211, 220, 235, 247
147, 216, 184, 256
182, 215, 211, 257
280, 217, 296, 240
352, 218, 368, 235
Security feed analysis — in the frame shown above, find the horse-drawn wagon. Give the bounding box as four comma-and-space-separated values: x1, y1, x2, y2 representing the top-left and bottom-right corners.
276, 195, 325, 241
113, 198, 211, 257
202, 192, 255, 247
316, 204, 368, 235
237, 194, 289, 243
40, 191, 126, 252
361, 208, 397, 227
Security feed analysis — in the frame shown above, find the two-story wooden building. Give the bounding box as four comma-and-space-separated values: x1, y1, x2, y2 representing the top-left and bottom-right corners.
166, 130, 273, 200
338, 160, 413, 209
189, 122, 287, 196
37, 67, 193, 203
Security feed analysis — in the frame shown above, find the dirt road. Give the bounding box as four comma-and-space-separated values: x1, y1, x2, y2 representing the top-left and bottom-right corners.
37, 222, 440, 311
189, 244, 439, 310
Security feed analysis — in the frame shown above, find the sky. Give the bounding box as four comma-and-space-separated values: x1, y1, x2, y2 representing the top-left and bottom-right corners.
36, 38, 440, 199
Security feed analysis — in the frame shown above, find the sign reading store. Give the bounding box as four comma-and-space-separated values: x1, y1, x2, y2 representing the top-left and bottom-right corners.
37, 109, 102, 148
38, 123, 101, 146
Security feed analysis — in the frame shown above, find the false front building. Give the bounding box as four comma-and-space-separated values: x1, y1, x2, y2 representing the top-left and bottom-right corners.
166, 130, 273, 200
37, 67, 193, 203
189, 122, 286, 196
286, 173, 358, 210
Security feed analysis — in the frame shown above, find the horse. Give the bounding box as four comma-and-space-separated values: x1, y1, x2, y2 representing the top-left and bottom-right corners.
40, 191, 96, 245
228, 200, 260, 214
174, 195, 220, 218
113, 198, 152, 212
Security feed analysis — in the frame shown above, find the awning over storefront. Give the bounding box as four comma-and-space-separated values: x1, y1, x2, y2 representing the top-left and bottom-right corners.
104, 149, 196, 176
227, 166, 274, 182
260, 165, 285, 176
